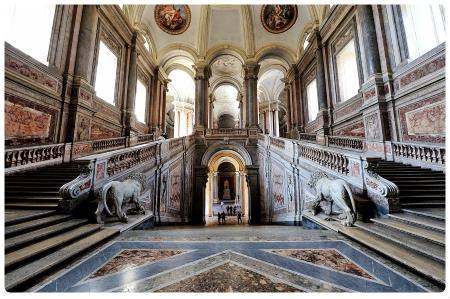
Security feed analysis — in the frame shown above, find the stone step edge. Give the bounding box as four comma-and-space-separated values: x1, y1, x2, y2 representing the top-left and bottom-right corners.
388, 213, 445, 233
401, 208, 445, 221
5, 215, 72, 239
5, 219, 89, 253
5, 228, 119, 291
5, 210, 57, 226
354, 222, 445, 263
302, 213, 445, 286
370, 218, 445, 246
5, 224, 102, 270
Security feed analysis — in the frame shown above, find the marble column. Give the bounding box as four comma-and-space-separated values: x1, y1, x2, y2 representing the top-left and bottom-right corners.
160, 81, 168, 133
274, 109, 280, 137
240, 173, 246, 213
193, 166, 208, 224
283, 83, 292, 133
235, 172, 240, 204
209, 95, 214, 129
124, 32, 137, 137
213, 172, 218, 202
268, 108, 273, 135
243, 62, 260, 129
194, 62, 210, 132
246, 166, 260, 224
239, 93, 245, 128
313, 29, 330, 143
74, 5, 98, 82
181, 109, 187, 136
358, 5, 381, 76
358, 5, 391, 158
66, 5, 98, 143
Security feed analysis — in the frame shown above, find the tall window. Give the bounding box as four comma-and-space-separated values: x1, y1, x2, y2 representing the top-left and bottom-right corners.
336, 39, 359, 102
306, 79, 319, 122
135, 80, 147, 123
95, 41, 118, 105
303, 32, 311, 49
5, 4, 55, 65
401, 5, 445, 61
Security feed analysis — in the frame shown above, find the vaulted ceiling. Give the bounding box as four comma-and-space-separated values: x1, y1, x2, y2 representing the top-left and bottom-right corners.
123, 4, 330, 70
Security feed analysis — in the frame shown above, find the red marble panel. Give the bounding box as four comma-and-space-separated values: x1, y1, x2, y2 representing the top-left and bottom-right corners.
398, 94, 445, 143
89, 249, 184, 279
397, 55, 445, 89
90, 123, 120, 140
272, 249, 373, 279
334, 121, 365, 137
156, 262, 300, 292
5, 94, 57, 146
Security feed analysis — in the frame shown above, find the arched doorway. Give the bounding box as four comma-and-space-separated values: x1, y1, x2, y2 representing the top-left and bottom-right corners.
204, 149, 250, 225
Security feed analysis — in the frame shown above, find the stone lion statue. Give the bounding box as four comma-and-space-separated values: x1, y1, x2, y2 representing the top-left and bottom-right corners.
95, 173, 146, 224
307, 172, 357, 226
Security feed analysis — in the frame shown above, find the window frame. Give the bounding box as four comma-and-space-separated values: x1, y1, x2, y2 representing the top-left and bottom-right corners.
330, 20, 363, 105
92, 28, 121, 107
135, 70, 149, 124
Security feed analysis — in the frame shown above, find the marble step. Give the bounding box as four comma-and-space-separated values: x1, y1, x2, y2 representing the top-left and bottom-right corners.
370, 218, 445, 246
5, 214, 71, 238
5, 202, 59, 210
5, 219, 89, 252
5, 224, 101, 270
401, 202, 445, 208
355, 221, 445, 263
5, 228, 119, 291
302, 213, 445, 286
380, 172, 444, 176
400, 190, 444, 196
6, 196, 62, 202
5, 177, 71, 182
5, 209, 57, 226
402, 207, 445, 221
388, 212, 444, 232
346, 225, 445, 285
395, 184, 445, 189
400, 194, 445, 200
6, 190, 60, 196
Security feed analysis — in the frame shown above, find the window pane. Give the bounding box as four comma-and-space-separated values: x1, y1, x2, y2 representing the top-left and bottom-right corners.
143, 39, 150, 51
401, 5, 446, 60
95, 41, 118, 105
303, 32, 310, 49
306, 79, 318, 122
5, 4, 55, 65
135, 80, 147, 123
336, 39, 359, 102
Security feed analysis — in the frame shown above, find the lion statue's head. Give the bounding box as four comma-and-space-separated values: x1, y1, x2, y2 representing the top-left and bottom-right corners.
127, 173, 147, 190
307, 171, 328, 188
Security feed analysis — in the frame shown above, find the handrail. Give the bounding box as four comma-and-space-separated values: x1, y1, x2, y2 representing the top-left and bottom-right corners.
326, 135, 365, 151
299, 133, 317, 143
392, 141, 445, 167
92, 137, 126, 152
5, 143, 65, 169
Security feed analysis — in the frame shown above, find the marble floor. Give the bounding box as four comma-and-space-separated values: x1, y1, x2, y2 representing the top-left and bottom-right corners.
34, 226, 442, 292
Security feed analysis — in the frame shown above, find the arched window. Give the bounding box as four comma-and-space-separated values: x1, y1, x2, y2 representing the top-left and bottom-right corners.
335, 38, 359, 102
5, 4, 56, 65
303, 31, 311, 50
135, 80, 147, 123
306, 79, 318, 122
143, 39, 150, 52
401, 5, 445, 61
95, 41, 118, 105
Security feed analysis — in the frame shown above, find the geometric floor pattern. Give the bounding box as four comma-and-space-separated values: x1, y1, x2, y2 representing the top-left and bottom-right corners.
37, 240, 427, 292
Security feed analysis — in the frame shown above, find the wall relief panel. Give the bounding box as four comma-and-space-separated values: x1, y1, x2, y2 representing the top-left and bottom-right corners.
334, 121, 365, 137
90, 122, 120, 140
5, 94, 57, 146
271, 161, 286, 213
399, 94, 445, 143
168, 162, 182, 213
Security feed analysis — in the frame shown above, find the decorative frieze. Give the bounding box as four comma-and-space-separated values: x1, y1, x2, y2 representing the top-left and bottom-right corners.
396, 55, 445, 90
333, 98, 363, 120
5, 54, 60, 93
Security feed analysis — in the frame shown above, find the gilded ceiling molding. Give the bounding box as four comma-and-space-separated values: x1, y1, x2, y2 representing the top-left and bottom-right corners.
255, 45, 296, 65
241, 5, 255, 58
205, 44, 247, 65
196, 5, 210, 60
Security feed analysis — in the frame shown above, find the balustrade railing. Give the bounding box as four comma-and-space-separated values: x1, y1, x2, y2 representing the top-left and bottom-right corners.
392, 142, 445, 166
326, 135, 365, 151
107, 144, 157, 176
137, 133, 155, 143
299, 133, 317, 143
92, 137, 126, 152
206, 128, 249, 136
5, 143, 65, 169
298, 143, 349, 174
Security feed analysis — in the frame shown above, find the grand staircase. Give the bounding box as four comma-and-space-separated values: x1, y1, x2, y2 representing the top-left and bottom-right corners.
304, 160, 445, 287
5, 163, 119, 291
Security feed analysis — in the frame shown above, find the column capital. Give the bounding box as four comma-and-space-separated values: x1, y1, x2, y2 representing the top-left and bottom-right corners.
243, 62, 260, 80
193, 62, 211, 80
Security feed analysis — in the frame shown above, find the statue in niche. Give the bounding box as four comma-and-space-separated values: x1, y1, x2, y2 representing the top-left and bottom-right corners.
222, 179, 231, 200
